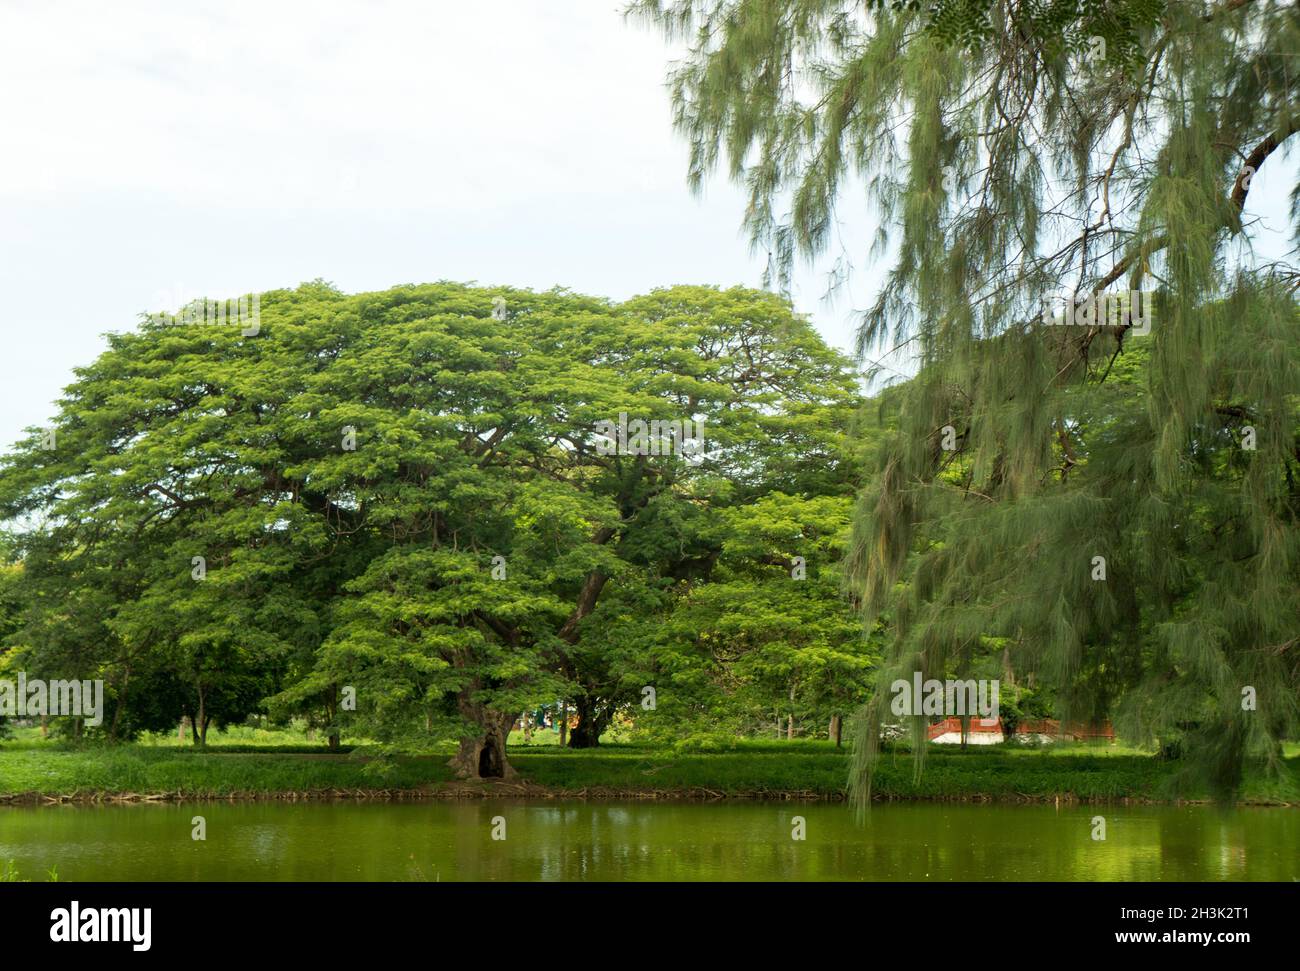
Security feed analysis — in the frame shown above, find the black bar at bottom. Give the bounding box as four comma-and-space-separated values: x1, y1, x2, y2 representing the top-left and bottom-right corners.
0, 881, 1291, 958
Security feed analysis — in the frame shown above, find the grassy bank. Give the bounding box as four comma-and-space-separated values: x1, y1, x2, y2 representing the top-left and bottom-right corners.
2, 737, 1297, 805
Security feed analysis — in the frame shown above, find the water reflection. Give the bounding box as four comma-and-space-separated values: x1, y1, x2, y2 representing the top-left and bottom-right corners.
0, 800, 1293, 881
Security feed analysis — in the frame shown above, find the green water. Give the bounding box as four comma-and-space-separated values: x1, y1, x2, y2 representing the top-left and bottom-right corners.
0, 801, 1295, 881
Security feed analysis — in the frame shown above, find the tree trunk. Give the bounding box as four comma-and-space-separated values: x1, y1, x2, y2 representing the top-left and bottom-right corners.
558, 702, 568, 747
327, 684, 340, 751
447, 696, 517, 780
829, 714, 843, 747
568, 696, 610, 748
193, 686, 206, 747
109, 665, 130, 743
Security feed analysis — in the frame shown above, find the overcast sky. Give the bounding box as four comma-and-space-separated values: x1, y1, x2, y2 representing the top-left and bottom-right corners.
0, 0, 1294, 452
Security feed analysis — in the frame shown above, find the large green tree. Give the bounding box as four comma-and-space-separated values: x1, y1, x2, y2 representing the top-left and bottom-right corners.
636, 0, 1300, 800
0, 280, 863, 776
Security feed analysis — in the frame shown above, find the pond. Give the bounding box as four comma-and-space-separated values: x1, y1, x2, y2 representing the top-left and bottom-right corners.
1, 800, 1295, 881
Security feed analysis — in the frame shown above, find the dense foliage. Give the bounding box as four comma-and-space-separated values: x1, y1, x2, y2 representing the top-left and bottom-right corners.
0, 282, 872, 773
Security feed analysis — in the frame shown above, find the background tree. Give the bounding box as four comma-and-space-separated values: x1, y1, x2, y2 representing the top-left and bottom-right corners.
640, 491, 878, 745
0, 556, 24, 739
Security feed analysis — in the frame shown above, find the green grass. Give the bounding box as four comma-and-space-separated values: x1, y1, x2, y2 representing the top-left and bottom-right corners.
508, 743, 1299, 803
1, 860, 59, 882
0, 745, 456, 797
2, 735, 1296, 803
5, 722, 370, 751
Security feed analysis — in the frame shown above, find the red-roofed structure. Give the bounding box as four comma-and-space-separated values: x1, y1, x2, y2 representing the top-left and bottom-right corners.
925, 717, 1116, 744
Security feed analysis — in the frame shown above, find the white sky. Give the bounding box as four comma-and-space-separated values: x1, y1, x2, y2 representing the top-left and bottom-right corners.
0, 0, 1293, 451
0, 0, 882, 452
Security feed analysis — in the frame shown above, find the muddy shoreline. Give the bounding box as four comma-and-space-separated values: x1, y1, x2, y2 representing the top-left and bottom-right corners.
3, 782, 1286, 807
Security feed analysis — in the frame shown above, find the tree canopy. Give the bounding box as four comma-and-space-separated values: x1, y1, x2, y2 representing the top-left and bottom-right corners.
0, 281, 870, 773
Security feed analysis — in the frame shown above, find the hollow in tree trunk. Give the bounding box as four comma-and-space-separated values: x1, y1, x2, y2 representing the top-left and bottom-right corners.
448, 703, 517, 780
